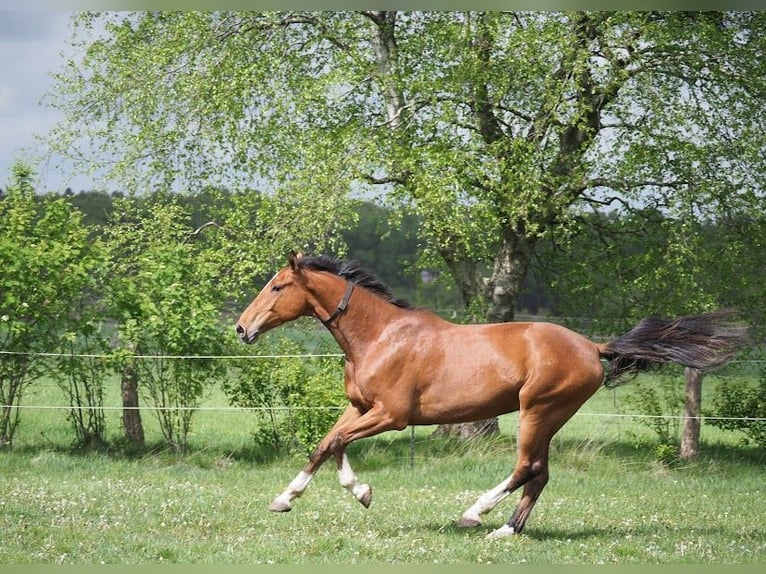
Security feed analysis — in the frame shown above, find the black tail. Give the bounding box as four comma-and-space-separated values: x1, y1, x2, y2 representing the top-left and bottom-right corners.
600, 309, 749, 388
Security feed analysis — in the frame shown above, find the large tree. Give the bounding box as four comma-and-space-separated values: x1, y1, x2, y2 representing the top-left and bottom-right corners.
49, 12, 765, 436
49, 11, 766, 317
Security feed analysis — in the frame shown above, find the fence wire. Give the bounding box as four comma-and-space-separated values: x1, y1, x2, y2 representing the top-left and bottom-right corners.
0, 350, 344, 360
2, 349, 765, 424
1, 404, 763, 423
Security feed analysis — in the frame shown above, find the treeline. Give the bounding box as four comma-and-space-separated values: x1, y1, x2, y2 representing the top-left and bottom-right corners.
59, 187, 766, 326
6, 184, 765, 324
53, 188, 559, 315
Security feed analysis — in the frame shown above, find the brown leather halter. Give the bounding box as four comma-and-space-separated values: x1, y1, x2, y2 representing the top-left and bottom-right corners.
322, 280, 354, 325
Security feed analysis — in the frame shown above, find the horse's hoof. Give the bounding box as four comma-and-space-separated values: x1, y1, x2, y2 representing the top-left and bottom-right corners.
358, 485, 372, 508
268, 499, 292, 512
457, 516, 482, 528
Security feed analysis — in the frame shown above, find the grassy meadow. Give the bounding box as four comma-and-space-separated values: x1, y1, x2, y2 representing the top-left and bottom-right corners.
1, 368, 765, 564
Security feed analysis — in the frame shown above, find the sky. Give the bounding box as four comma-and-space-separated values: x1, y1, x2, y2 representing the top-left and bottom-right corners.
0, 11, 99, 193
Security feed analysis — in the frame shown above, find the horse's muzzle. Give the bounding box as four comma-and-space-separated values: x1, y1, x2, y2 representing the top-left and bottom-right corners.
236, 324, 260, 344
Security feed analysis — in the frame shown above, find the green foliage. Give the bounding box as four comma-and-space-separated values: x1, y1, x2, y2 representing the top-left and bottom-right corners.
341, 201, 421, 301
709, 374, 766, 448
0, 163, 100, 447
103, 196, 230, 452
223, 334, 346, 454
47, 12, 766, 325
622, 373, 685, 455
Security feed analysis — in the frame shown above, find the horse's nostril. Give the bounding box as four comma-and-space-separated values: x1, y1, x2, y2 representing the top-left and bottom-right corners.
236, 324, 245, 335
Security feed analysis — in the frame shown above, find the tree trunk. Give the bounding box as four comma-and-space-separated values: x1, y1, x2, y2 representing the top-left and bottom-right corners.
121, 362, 144, 446
680, 367, 703, 460
436, 246, 484, 315
485, 231, 534, 324
435, 232, 532, 439
364, 11, 407, 130
433, 417, 499, 439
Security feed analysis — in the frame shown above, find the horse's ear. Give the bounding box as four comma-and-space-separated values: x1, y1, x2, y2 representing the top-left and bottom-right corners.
288, 250, 303, 272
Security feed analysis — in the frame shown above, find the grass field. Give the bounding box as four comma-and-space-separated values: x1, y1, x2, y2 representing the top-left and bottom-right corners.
1, 369, 765, 564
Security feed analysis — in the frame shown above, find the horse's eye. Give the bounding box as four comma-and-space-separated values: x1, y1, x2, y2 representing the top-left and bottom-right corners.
271, 285, 283, 292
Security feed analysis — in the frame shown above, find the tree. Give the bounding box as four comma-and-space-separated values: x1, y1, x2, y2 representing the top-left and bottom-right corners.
102, 194, 233, 452
49, 11, 766, 314
48, 12, 766, 438
0, 163, 99, 447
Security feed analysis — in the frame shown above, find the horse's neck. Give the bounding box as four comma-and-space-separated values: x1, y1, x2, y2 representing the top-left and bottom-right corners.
309, 275, 396, 359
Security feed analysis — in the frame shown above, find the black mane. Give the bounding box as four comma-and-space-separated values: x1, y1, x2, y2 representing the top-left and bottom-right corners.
298, 255, 412, 309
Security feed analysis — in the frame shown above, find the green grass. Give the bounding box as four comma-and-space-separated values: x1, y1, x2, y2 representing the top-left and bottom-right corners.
1, 373, 765, 564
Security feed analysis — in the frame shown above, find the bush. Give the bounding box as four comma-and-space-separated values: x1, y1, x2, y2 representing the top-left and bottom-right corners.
1, 163, 100, 447
223, 334, 346, 454
622, 372, 685, 450
708, 373, 766, 448
104, 197, 232, 453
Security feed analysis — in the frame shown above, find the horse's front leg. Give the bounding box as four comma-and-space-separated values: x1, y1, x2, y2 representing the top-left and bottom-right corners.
269, 402, 402, 512
268, 404, 362, 512
336, 450, 371, 508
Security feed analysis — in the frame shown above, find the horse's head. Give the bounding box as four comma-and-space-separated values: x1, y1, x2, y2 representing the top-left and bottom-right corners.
235, 251, 312, 344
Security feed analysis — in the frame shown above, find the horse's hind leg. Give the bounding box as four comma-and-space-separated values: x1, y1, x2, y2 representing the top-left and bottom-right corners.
487, 460, 549, 538
458, 417, 551, 534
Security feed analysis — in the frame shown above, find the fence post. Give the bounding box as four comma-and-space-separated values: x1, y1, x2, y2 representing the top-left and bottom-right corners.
680, 367, 703, 460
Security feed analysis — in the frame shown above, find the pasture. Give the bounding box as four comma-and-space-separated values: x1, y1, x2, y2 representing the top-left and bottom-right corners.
1, 371, 764, 564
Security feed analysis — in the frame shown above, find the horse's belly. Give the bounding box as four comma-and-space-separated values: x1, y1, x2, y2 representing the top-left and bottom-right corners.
411, 368, 523, 424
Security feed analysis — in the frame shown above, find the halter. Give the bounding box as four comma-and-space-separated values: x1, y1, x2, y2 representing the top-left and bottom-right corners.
322, 281, 354, 325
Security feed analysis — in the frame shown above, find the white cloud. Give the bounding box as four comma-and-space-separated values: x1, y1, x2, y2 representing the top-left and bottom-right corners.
0, 11, 98, 192
0, 84, 14, 112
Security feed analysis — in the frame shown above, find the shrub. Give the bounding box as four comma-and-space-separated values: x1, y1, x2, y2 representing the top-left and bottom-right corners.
708, 374, 766, 448
223, 334, 346, 454
0, 163, 100, 447
104, 197, 231, 453
622, 372, 685, 450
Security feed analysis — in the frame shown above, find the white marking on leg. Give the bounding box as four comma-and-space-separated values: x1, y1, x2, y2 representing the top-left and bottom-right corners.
270, 470, 313, 510
487, 524, 517, 539
337, 453, 371, 504
460, 475, 513, 526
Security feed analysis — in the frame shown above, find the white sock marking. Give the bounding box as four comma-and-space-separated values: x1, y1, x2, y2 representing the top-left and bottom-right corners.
337, 453, 370, 501
460, 475, 513, 524
487, 524, 517, 539
273, 470, 314, 507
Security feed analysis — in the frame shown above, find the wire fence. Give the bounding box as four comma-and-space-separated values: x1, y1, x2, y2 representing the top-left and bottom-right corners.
0, 403, 763, 422
0, 350, 344, 360
2, 350, 765, 425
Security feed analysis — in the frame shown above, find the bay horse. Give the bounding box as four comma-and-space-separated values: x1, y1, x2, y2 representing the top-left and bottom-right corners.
235, 252, 746, 538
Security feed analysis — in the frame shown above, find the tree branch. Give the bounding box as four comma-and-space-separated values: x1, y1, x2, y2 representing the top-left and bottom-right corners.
361, 171, 412, 186
586, 177, 691, 191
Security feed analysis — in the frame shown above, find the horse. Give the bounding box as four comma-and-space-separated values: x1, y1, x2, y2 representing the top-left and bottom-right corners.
235, 252, 747, 538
